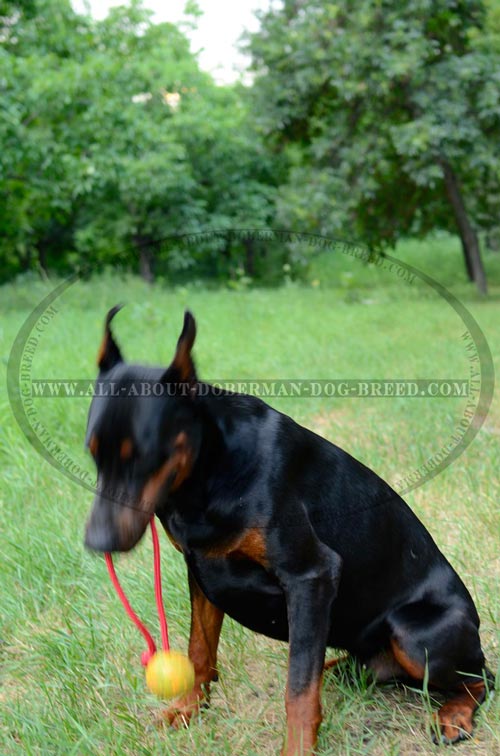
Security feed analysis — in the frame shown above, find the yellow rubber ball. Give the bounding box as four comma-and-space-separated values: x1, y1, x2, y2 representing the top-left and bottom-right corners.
145, 650, 195, 700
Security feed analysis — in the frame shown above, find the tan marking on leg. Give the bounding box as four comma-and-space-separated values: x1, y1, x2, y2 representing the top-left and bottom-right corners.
324, 655, 348, 672
435, 681, 486, 743
162, 576, 223, 729
390, 638, 425, 680
365, 648, 406, 682
283, 677, 322, 756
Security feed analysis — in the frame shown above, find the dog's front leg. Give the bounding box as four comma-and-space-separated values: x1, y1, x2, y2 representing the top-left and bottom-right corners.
279, 546, 341, 756
162, 569, 223, 728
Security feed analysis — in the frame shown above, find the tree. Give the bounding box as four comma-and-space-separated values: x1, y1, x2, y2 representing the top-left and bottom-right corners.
0, 0, 279, 282
0, 0, 92, 276
247, 0, 500, 293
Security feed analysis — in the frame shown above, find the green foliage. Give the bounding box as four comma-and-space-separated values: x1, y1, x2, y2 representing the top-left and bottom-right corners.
2, 0, 500, 288
0, 0, 280, 281
247, 0, 500, 258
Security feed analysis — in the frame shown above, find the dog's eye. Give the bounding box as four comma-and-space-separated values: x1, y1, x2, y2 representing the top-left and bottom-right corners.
119, 438, 134, 461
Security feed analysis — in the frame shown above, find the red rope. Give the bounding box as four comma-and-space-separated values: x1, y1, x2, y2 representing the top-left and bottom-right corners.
105, 517, 170, 666
150, 517, 170, 652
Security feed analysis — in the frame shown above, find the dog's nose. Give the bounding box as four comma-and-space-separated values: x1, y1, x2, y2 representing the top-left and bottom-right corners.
84, 522, 120, 553
85, 497, 121, 552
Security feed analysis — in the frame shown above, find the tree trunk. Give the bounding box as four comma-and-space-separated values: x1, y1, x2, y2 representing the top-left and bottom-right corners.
36, 243, 50, 280
222, 234, 235, 278
18, 246, 32, 272
460, 237, 474, 281
243, 237, 255, 277
134, 235, 154, 283
139, 247, 154, 283
440, 158, 487, 294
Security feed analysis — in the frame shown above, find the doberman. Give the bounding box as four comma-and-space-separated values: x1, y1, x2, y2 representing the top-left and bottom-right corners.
85, 308, 491, 755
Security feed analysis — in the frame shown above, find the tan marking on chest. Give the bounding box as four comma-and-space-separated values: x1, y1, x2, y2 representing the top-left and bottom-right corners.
205, 527, 268, 568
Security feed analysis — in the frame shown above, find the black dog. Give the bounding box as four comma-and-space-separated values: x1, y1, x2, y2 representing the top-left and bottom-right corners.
85, 308, 490, 755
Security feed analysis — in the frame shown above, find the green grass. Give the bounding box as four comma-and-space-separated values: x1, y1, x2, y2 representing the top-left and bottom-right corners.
0, 236, 499, 755
307, 232, 500, 300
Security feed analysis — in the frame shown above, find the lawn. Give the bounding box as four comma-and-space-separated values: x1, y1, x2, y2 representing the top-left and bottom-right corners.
1, 236, 499, 755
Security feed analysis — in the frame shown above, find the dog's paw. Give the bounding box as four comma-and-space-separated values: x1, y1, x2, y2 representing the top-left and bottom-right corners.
157, 688, 207, 730
432, 707, 474, 745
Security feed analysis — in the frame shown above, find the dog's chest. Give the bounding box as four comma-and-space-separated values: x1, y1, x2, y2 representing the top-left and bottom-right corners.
161, 503, 269, 569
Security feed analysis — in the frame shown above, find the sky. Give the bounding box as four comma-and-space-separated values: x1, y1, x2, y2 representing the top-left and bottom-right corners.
72, 0, 273, 83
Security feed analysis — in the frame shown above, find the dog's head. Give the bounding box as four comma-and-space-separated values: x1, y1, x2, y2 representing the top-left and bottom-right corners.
84, 307, 201, 552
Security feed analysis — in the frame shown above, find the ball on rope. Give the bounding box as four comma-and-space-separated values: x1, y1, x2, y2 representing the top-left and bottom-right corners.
145, 650, 195, 699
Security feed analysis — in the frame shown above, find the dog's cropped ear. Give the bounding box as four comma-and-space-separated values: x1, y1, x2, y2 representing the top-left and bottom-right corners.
97, 305, 124, 372
164, 310, 197, 386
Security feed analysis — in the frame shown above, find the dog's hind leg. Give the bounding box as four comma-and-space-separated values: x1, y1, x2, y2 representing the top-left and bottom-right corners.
323, 655, 348, 672
387, 600, 489, 744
